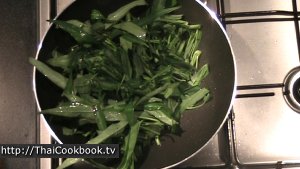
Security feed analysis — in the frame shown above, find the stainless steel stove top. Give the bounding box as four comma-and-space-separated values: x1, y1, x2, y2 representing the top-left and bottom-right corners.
38, 0, 300, 168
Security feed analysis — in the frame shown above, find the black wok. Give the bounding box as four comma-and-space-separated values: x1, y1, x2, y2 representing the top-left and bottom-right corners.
33, 0, 236, 168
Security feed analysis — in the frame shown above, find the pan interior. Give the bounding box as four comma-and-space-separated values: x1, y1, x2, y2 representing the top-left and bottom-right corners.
35, 0, 235, 168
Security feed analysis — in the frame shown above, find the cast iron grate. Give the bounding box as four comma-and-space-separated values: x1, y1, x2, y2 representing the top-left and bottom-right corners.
217, 0, 300, 168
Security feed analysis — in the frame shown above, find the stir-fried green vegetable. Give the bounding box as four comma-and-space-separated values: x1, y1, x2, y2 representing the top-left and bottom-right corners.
30, 0, 210, 168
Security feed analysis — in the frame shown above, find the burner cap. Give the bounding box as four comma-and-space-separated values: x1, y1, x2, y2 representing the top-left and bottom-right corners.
283, 66, 300, 113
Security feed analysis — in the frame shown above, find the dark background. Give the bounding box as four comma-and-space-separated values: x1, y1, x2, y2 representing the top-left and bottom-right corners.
0, 0, 38, 168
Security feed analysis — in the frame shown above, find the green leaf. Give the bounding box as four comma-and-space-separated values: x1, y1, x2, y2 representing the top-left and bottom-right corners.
51, 20, 95, 44
66, 20, 92, 34
62, 127, 76, 136
87, 121, 128, 144
117, 121, 141, 169
57, 158, 82, 169
187, 92, 211, 109
103, 110, 126, 122
58, 121, 128, 168
95, 109, 107, 131
151, 65, 172, 80
107, 0, 147, 22
29, 58, 67, 89
138, 6, 180, 25
123, 103, 137, 126
42, 104, 95, 119
164, 82, 180, 98
74, 74, 95, 94
91, 9, 105, 21
146, 109, 177, 126
122, 33, 148, 47
114, 22, 146, 39
151, 0, 167, 12
47, 50, 70, 70
85, 159, 111, 169
135, 83, 170, 106
120, 36, 132, 52
176, 88, 210, 116
190, 64, 209, 86
132, 53, 145, 78
120, 50, 133, 79
167, 98, 179, 112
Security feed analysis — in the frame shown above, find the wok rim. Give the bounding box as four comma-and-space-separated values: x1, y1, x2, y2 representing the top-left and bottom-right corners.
31, 0, 237, 168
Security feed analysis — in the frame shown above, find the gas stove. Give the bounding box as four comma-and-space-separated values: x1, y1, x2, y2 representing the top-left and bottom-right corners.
38, 0, 300, 168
